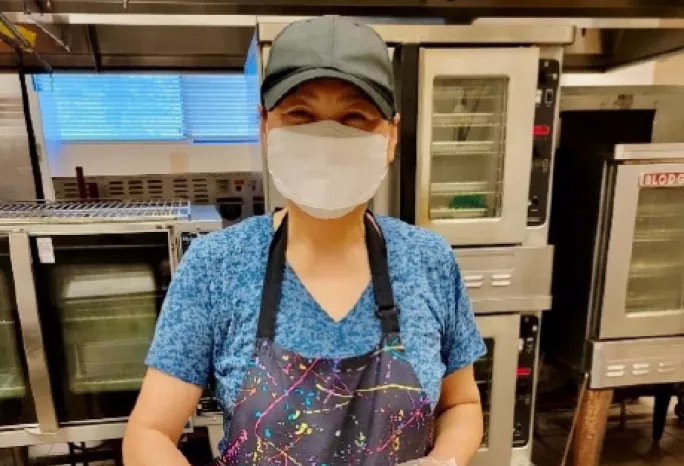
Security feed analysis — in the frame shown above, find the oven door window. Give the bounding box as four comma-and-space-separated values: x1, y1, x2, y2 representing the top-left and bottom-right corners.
474, 338, 495, 448
626, 186, 684, 314
0, 236, 37, 427
34, 233, 171, 423
430, 77, 507, 221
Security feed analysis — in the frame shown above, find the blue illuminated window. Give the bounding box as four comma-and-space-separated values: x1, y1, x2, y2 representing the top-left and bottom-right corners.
33, 73, 259, 143
182, 75, 259, 144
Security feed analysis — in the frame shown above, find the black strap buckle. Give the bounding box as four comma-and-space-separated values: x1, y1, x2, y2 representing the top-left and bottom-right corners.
376, 305, 400, 334
375, 305, 400, 319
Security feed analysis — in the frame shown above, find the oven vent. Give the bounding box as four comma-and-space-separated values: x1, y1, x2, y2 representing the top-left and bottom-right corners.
52, 173, 263, 207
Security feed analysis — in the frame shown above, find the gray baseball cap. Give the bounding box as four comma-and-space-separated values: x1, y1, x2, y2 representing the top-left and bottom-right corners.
261, 16, 395, 119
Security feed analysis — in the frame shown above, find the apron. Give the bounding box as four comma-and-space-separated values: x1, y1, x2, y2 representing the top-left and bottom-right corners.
212, 213, 434, 465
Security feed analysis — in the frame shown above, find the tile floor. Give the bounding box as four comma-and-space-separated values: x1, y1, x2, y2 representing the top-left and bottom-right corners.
532, 400, 684, 466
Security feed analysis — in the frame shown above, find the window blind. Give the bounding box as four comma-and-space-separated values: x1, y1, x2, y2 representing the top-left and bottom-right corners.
33, 73, 260, 144
182, 74, 259, 143
33, 74, 184, 142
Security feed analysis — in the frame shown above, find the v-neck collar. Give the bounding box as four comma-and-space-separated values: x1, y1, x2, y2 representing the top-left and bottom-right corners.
264, 212, 380, 325
283, 263, 374, 325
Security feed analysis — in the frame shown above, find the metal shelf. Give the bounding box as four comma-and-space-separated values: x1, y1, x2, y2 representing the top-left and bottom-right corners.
430, 207, 489, 219
0, 200, 190, 224
433, 87, 501, 100
71, 376, 145, 394
635, 204, 684, 219
633, 229, 684, 244
431, 181, 496, 195
68, 339, 151, 394
625, 295, 684, 314
0, 373, 25, 400
628, 260, 683, 279
431, 140, 500, 156
432, 112, 505, 128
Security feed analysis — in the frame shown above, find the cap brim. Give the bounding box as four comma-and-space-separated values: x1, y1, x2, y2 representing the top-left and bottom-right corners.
262, 68, 394, 119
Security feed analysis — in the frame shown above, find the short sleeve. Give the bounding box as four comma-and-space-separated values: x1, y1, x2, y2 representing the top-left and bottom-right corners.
145, 238, 214, 387
441, 251, 487, 376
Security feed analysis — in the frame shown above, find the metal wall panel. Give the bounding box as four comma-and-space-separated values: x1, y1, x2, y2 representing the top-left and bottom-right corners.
0, 75, 36, 200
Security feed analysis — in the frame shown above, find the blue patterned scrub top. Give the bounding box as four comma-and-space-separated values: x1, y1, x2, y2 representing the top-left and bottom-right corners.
146, 214, 486, 445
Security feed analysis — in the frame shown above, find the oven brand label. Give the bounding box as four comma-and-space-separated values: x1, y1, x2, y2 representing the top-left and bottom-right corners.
640, 172, 684, 187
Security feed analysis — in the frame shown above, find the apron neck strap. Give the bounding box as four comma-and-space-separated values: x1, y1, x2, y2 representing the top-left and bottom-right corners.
364, 212, 400, 335
257, 212, 400, 341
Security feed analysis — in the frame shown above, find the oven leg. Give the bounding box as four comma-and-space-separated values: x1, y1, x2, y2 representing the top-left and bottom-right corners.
653, 383, 674, 445
619, 400, 627, 430
11, 447, 29, 466
573, 388, 613, 466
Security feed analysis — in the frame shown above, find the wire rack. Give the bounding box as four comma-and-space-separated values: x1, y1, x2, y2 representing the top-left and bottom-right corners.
0, 200, 190, 224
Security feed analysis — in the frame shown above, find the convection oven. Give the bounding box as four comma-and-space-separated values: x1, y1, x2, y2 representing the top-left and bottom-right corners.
472, 314, 521, 466
465, 249, 549, 466
0, 200, 221, 447
548, 143, 684, 389
413, 48, 537, 246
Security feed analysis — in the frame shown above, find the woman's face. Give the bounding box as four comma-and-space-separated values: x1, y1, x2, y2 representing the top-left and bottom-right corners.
261, 79, 398, 163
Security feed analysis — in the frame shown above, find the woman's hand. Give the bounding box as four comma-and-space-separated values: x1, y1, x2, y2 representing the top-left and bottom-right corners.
123, 369, 203, 466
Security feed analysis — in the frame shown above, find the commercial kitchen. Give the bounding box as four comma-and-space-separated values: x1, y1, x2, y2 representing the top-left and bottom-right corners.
0, 2, 684, 466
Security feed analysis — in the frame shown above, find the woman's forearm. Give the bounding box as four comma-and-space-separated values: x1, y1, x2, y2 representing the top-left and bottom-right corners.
428, 402, 484, 466
123, 425, 191, 466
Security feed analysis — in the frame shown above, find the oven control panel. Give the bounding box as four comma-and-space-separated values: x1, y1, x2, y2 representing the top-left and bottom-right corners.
528, 59, 560, 227
197, 389, 223, 417
513, 315, 539, 448
179, 231, 208, 255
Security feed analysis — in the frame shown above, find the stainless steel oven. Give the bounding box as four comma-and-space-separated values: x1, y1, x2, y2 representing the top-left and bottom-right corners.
548, 143, 684, 389
472, 313, 541, 466
414, 48, 538, 246
0, 236, 37, 431
0, 201, 221, 447
462, 246, 550, 466
598, 148, 684, 340
473, 314, 518, 466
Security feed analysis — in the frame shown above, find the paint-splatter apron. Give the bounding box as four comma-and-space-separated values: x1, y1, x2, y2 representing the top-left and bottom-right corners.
213, 213, 434, 465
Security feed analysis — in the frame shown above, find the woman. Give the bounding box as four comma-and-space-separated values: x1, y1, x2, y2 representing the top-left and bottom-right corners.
123, 16, 486, 466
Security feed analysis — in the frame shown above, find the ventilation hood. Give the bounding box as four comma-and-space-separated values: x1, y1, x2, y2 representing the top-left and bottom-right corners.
0, 13, 256, 71
3, 1, 684, 73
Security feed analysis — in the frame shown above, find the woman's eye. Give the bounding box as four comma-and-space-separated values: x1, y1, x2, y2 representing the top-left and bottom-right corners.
343, 112, 369, 123
287, 110, 314, 121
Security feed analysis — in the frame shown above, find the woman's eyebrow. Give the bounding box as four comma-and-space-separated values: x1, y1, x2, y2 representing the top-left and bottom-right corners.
280, 95, 311, 108
338, 92, 371, 104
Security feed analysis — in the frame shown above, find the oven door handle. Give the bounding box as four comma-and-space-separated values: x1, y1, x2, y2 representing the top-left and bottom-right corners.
9, 232, 59, 434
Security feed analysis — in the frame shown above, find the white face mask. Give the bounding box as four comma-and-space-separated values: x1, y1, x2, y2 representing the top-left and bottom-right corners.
267, 120, 389, 219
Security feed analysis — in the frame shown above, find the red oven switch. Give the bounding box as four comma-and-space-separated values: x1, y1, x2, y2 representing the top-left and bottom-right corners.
516, 367, 532, 377
533, 125, 551, 137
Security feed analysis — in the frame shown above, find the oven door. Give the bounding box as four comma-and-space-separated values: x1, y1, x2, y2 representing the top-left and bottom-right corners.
472, 314, 519, 466
416, 47, 539, 246
30, 231, 172, 425
0, 236, 38, 432
599, 162, 684, 339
